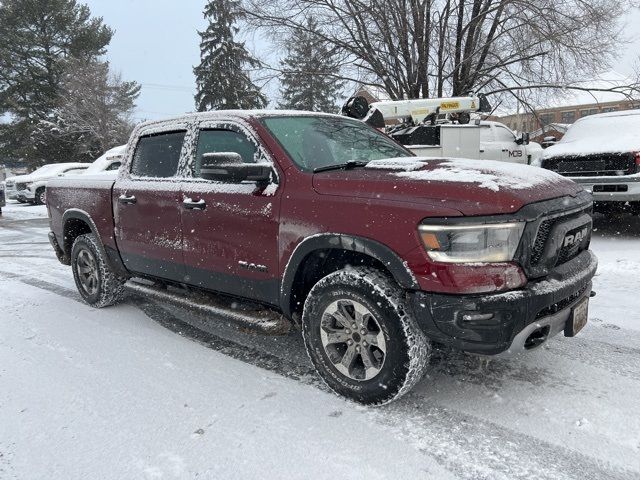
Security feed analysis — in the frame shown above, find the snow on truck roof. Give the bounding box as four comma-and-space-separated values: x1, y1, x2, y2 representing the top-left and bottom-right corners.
136, 110, 342, 130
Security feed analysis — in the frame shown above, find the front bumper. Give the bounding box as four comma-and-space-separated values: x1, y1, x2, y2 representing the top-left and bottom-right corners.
17, 189, 35, 201
571, 175, 640, 203
6, 188, 19, 200
407, 250, 598, 355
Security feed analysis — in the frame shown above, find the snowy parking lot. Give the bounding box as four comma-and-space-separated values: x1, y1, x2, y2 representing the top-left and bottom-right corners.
1, 200, 639, 480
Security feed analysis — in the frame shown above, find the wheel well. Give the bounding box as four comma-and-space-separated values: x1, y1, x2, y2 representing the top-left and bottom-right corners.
63, 218, 92, 257
288, 249, 392, 320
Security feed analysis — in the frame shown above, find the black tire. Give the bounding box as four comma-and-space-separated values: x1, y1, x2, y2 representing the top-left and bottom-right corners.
71, 233, 125, 308
34, 188, 46, 205
302, 267, 430, 405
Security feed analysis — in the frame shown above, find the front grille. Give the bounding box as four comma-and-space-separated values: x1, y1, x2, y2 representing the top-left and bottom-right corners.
593, 184, 628, 193
531, 219, 553, 264
16, 182, 26, 190
542, 153, 635, 177
530, 207, 592, 269
535, 285, 588, 319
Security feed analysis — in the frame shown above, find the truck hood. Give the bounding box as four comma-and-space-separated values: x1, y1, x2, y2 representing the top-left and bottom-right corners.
312, 157, 583, 216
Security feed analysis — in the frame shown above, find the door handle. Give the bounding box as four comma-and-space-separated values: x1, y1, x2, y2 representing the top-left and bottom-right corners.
183, 198, 206, 210
118, 194, 137, 205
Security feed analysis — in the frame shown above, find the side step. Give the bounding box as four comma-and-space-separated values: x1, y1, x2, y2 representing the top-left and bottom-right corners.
125, 280, 291, 335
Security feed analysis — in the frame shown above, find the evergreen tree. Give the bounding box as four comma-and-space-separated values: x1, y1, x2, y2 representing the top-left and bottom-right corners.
194, 0, 267, 111
0, 0, 113, 166
278, 17, 343, 112
36, 59, 140, 162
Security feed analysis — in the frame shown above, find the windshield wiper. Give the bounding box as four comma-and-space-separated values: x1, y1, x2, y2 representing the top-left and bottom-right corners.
313, 160, 370, 173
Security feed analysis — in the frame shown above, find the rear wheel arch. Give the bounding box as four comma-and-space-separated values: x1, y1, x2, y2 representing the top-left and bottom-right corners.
280, 234, 419, 320
61, 209, 128, 278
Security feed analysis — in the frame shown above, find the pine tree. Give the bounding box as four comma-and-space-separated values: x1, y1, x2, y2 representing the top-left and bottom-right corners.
194, 0, 267, 111
0, 0, 113, 166
37, 58, 140, 162
278, 17, 344, 112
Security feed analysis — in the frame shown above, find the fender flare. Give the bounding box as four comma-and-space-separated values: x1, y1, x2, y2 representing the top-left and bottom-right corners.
61, 209, 128, 277
279, 233, 419, 317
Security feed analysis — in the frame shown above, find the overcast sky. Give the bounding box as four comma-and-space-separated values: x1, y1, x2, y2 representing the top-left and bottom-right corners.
83, 0, 640, 122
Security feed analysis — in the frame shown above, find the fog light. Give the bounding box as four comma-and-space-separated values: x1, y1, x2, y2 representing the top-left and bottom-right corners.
461, 312, 495, 323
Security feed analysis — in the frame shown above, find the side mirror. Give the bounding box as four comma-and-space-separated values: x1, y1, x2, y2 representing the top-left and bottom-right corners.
516, 132, 530, 145
200, 152, 272, 184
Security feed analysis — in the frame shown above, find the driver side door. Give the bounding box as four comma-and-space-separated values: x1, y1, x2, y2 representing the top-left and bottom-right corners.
180, 121, 281, 305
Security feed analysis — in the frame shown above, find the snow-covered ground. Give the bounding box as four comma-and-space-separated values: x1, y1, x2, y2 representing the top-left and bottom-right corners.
1, 201, 639, 479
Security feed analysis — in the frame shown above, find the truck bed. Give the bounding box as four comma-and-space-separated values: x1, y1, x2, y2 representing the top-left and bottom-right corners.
47, 174, 119, 258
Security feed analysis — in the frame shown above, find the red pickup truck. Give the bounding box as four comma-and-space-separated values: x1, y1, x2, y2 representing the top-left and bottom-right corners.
46, 111, 597, 405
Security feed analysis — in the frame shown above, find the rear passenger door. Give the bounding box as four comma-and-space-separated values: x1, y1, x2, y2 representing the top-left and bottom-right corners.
113, 128, 188, 282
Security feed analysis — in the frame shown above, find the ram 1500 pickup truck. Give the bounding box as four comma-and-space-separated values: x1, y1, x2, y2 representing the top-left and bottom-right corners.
46, 111, 598, 405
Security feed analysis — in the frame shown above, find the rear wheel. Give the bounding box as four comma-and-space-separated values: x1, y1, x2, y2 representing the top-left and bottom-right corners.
71, 234, 125, 308
302, 267, 430, 405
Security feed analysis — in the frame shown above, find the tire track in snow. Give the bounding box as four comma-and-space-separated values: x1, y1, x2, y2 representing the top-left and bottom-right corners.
545, 336, 640, 381
2, 269, 637, 480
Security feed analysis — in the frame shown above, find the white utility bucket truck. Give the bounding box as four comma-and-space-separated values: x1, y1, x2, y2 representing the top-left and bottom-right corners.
342, 94, 543, 165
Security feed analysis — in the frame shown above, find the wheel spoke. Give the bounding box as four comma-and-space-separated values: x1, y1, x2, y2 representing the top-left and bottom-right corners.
360, 346, 380, 376
324, 329, 351, 344
339, 344, 357, 371
352, 302, 369, 327
336, 301, 354, 325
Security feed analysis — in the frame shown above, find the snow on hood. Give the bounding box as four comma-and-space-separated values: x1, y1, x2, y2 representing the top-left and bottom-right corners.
366, 157, 566, 192
314, 157, 582, 216
543, 110, 640, 159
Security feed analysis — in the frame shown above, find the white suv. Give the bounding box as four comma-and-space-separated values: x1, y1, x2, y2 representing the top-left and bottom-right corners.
11, 163, 90, 205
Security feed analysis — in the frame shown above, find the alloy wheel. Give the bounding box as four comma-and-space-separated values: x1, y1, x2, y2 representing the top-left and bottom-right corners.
319, 299, 387, 381
76, 248, 99, 296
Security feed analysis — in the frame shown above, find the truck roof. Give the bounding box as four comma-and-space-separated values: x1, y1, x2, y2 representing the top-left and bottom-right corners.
136, 110, 342, 130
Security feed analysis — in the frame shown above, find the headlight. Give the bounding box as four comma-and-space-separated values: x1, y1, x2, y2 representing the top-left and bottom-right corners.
419, 222, 525, 263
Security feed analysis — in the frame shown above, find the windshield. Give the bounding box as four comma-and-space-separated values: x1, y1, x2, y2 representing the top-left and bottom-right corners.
260, 115, 411, 171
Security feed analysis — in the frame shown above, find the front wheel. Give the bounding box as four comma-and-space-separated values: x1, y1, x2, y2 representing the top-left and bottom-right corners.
302, 267, 431, 405
71, 234, 125, 308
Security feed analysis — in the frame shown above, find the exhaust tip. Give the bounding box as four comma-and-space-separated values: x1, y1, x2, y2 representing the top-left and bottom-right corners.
524, 326, 550, 350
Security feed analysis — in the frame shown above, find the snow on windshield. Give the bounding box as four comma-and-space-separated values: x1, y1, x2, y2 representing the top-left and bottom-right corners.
545, 112, 640, 157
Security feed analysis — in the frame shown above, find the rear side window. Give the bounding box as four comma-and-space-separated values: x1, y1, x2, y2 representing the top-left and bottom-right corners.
131, 131, 186, 177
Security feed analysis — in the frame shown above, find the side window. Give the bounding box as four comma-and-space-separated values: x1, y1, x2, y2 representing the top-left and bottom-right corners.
494, 126, 516, 143
479, 125, 494, 142
131, 131, 186, 178
63, 168, 87, 175
195, 129, 257, 177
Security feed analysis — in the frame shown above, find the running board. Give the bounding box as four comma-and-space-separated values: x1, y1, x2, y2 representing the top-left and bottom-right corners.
125, 280, 291, 335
